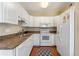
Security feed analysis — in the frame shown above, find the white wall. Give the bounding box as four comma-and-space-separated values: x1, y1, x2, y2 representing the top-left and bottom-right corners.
56, 6, 74, 56
0, 2, 3, 22
74, 3, 79, 56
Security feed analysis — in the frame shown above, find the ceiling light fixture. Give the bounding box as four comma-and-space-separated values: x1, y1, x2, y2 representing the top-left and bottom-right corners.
40, 2, 48, 8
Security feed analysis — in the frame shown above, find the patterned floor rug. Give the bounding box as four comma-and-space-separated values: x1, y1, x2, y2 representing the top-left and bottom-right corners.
36, 47, 52, 56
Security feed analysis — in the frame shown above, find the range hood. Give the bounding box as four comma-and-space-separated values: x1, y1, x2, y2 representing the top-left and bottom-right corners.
40, 23, 50, 27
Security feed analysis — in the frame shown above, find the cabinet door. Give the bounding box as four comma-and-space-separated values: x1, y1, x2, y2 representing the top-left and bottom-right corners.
29, 16, 34, 27
17, 4, 30, 27
3, 2, 18, 24
33, 17, 40, 27
0, 49, 16, 56
22, 8, 29, 20
61, 20, 70, 56
15, 3, 23, 21
33, 34, 40, 46
16, 36, 33, 56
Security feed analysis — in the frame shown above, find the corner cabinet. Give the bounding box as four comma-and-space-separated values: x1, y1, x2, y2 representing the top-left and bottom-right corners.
15, 35, 33, 56
0, 35, 33, 56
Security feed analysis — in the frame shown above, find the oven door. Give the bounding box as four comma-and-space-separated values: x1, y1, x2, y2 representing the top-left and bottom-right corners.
40, 34, 53, 46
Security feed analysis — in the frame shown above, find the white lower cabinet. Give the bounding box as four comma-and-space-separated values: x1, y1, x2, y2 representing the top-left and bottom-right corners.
0, 49, 16, 56
32, 34, 40, 46
0, 35, 33, 56
15, 35, 33, 56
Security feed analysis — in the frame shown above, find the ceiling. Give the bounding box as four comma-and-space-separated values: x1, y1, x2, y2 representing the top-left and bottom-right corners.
19, 2, 72, 16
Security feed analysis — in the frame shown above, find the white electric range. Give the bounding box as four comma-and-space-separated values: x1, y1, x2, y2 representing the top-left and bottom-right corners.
39, 23, 54, 46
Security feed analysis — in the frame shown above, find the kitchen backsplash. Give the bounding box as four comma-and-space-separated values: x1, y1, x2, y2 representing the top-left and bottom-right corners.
0, 23, 22, 36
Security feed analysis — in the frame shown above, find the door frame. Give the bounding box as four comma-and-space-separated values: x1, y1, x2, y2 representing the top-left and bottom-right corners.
70, 6, 75, 56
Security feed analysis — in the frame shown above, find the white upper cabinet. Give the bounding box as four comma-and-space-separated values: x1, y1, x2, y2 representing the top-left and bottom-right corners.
0, 2, 30, 25
22, 8, 30, 21
33, 17, 57, 27
33, 17, 40, 27
2, 2, 18, 24
16, 3, 30, 26
15, 3, 23, 21
21, 15, 34, 27
29, 16, 34, 27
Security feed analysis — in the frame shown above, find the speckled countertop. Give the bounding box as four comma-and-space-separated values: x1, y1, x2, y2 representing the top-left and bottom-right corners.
0, 33, 33, 49
0, 31, 56, 49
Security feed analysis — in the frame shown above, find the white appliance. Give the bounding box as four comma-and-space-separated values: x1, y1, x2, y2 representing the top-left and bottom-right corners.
39, 23, 53, 46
